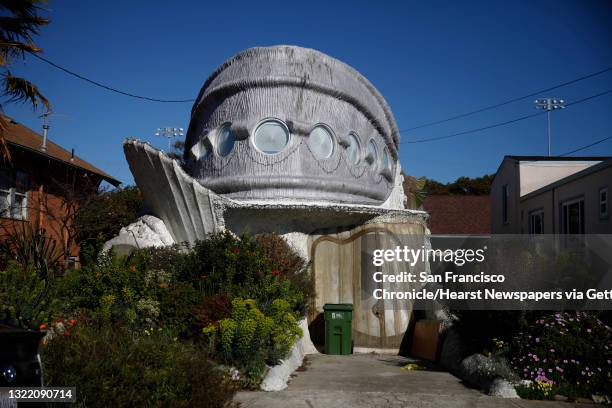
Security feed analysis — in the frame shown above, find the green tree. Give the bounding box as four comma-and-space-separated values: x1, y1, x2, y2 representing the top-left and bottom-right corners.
424, 174, 495, 195
0, 0, 50, 160
74, 186, 142, 264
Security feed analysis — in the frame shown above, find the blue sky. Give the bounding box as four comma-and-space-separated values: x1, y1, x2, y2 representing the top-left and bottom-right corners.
5, 0, 612, 186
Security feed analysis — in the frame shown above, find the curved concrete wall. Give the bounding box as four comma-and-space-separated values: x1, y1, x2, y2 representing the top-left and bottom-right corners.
185, 45, 401, 206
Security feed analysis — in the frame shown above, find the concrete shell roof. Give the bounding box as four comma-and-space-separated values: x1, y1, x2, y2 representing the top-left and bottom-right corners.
189, 45, 400, 152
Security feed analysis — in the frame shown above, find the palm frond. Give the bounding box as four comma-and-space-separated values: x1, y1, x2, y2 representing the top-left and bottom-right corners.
2, 71, 50, 111
0, 0, 48, 66
0, 113, 11, 162
0, 40, 40, 66
0, 0, 48, 20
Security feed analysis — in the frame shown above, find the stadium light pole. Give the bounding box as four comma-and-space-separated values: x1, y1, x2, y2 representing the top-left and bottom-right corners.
534, 98, 565, 156
155, 127, 184, 151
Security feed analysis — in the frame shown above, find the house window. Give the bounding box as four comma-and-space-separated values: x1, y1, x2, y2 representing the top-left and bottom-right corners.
215, 123, 235, 157
367, 139, 378, 168
0, 169, 28, 220
561, 198, 585, 234
253, 119, 289, 154
502, 185, 509, 224
346, 133, 361, 165
529, 209, 544, 234
308, 125, 335, 159
600, 187, 609, 218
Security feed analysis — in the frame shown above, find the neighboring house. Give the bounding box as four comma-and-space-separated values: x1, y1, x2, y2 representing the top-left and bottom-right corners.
491, 156, 611, 234
0, 115, 120, 265
423, 195, 490, 235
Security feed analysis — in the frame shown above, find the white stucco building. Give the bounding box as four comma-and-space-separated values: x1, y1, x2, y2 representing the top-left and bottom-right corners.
491, 155, 611, 234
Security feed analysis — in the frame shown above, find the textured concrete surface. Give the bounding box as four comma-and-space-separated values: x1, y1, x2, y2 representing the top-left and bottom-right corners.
236, 354, 593, 408
184, 45, 401, 205
260, 319, 318, 392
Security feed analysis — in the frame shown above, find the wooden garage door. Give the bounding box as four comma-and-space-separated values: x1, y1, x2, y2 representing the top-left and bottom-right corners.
308, 223, 425, 350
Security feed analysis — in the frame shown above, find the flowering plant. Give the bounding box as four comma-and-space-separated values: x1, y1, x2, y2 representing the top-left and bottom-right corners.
40, 318, 77, 343
510, 311, 611, 399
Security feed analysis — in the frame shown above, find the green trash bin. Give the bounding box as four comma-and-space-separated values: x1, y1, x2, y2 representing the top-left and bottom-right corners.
323, 303, 353, 355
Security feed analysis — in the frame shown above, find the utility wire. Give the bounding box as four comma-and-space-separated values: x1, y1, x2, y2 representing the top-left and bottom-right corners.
559, 135, 612, 156
399, 67, 612, 132
401, 89, 612, 144
28, 52, 196, 103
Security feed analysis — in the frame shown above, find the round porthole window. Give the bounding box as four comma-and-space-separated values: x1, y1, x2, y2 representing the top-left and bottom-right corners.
309, 125, 334, 159
346, 133, 361, 165
216, 124, 235, 157
382, 147, 391, 170
253, 119, 290, 154
190, 139, 209, 160
367, 139, 378, 167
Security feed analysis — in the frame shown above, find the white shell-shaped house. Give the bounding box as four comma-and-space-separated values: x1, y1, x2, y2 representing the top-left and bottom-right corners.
110, 45, 429, 352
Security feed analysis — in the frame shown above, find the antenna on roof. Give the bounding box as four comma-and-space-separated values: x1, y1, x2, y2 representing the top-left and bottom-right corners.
38, 111, 51, 152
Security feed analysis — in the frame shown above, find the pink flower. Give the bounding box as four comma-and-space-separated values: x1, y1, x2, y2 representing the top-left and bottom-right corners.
535, 338, 540, 343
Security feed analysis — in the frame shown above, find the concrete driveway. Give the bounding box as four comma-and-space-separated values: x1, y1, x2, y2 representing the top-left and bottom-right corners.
236, 353, 594, 408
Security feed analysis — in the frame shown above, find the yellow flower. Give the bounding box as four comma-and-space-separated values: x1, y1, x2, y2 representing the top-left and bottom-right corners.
401, 363, 424, 371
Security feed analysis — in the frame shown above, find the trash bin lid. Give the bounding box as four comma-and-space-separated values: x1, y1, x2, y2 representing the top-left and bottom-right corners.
323, 303, 353, 311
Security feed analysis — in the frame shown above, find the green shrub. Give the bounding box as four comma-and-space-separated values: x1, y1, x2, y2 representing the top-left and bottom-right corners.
0, 261, 60, 329
0, 221, 62, 278
75, 186, 142, 266
255, 232, 313, 316
177, 232, 308, 317
515, 380, 555, 400
56, 252, 198, 335
42, 322, 238, 408
203, 298, 302, 388
57, 232, 310, 338
509, 311, 612, 400
192, 294, 231, 335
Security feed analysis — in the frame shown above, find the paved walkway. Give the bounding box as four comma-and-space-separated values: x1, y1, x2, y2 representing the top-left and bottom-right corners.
236, 353, 594, 408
